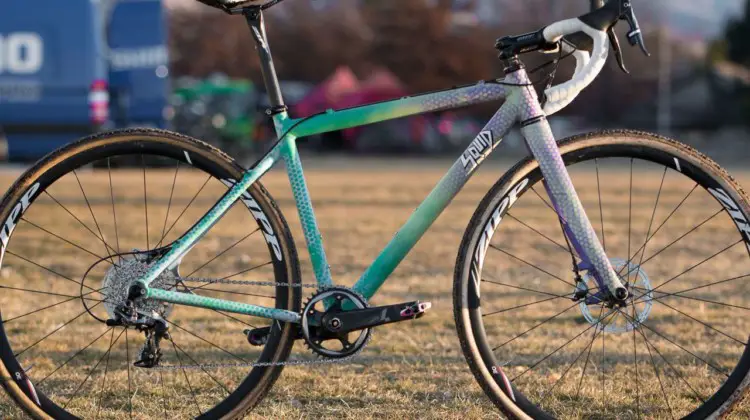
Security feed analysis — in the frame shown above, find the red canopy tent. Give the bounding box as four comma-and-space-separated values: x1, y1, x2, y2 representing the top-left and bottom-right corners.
293, 66, 360, 116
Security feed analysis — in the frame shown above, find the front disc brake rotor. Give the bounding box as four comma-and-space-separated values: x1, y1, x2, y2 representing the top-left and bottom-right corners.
578, 258, 654, 333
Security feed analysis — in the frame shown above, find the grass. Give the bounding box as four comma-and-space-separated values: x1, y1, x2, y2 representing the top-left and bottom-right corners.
0, 155, 748, 419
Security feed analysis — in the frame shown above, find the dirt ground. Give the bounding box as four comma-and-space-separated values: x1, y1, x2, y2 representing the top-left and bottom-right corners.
0, 154, 749, 419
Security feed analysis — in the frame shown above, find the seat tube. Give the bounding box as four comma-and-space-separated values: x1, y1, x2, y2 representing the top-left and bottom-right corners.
507, 61, 628, 300
282, 137, 333, 288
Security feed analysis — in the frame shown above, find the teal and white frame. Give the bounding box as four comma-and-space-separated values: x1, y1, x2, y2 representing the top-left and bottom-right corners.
134, 8, 625, 324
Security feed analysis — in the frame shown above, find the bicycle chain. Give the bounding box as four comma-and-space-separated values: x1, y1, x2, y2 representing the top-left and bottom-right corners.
177, 276, 320, 289
151, 277, 364, 371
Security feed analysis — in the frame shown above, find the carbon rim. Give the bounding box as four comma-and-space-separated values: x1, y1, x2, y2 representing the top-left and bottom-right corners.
462, 136, 750, 419
0, 132, 299, 419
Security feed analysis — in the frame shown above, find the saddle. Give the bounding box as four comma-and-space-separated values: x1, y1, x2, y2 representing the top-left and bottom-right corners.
195, 0, 274, 11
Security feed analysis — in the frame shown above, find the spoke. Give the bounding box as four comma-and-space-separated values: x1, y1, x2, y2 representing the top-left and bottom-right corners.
4, 287, 107, 324
642, 288, 750, 311
627, 158, 633, 283
6, 250, 97, 293
38, 327, 113, 385
483, 295, 572, 317
620, 310, 729, 378
482, 277, 582, 299
125, 328, 133, 420
595, 158, 606, 251
186, 261, 273, 293
489, 244, 575, 288
619, 183, 699, 278
649, 240, 742, 295
194, 287, 276, 300
96, 328, 116, 419
158, 162, 180, 248
43, 190, 118, 256
574, 305, 605, 400
170, 339, 202, 416
221, 261, 274, 281
74, 170, 116, 265
158, 174, 212, 246
171, 338, 232, 395
108, 157, 121, 256
541, 308, 610, 406
634, 167, 667, 276
531, 186, 561, 220
185, 228, 261, 277
621, 209, 724, 279
647, 297, 747, 345
20, 218, 112, 265
634, 273, 750, 306
0, 284, 103, 302
631, 317, 706, 403
64, 327, 125, 410
492, 300, 582, 352
142, 155, 150, 250
14, 301, 103, 358
506, 213, 569, 253
512, 308, 616, 382
631, 301, 640, 418
642, 328, 675, 419
167, 318, 248, 363
213, 310, 258, 329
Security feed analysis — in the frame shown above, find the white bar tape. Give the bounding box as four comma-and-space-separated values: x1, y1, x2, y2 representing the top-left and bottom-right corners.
541, 18, 609, 115
542, 45, 589, 115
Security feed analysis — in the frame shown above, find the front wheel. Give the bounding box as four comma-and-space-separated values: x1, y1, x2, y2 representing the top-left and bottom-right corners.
454, 130, 750, 419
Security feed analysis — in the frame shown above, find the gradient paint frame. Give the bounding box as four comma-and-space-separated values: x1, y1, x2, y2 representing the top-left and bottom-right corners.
133, 10, 617, 324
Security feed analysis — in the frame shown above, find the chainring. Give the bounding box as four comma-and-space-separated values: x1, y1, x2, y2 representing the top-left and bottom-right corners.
301, 287, 371, 359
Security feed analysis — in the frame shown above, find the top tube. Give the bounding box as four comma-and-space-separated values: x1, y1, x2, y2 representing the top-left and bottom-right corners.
285, 80, 508, 139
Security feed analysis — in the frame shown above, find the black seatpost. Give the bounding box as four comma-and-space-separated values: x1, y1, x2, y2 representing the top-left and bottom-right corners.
244, 9, 285, 110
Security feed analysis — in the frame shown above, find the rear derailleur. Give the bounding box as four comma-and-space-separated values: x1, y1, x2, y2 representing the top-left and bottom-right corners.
106, 301, 170, 368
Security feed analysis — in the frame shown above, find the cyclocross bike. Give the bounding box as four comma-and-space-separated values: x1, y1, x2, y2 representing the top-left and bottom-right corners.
1, 0, 750, 418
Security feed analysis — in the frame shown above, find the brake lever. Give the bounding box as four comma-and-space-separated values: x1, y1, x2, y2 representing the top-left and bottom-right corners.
607, 27, 629, 74
623, 5, 650, 56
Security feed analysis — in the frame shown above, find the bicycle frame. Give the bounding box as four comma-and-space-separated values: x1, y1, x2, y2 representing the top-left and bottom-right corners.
133, 9, 618, 324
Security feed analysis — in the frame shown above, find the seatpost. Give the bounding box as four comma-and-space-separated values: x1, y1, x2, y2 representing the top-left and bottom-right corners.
244, 9, 285, 110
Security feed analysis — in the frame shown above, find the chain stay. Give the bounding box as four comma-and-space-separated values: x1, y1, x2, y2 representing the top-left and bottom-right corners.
150, 276, 361, 370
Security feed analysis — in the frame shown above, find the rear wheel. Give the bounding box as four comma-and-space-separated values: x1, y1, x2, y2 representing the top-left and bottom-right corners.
454, 131, 750, 419
0, 129, 301, 419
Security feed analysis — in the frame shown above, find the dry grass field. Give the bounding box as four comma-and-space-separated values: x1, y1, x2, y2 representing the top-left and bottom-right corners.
0, 155, 748, 419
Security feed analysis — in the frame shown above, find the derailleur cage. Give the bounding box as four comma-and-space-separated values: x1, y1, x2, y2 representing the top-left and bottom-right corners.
134, 315, 170, 368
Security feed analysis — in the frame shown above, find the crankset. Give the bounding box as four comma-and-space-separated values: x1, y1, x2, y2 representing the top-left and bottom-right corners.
316, 299, 431, 334
300, 287, 430, 358
245, 287, 431, 359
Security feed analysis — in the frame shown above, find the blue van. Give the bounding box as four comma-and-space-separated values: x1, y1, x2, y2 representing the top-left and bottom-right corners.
107, 0, 170, 129
0, 0, 109, 161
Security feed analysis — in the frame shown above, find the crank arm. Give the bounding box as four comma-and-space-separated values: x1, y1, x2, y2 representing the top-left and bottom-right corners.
322, 301, 431, 334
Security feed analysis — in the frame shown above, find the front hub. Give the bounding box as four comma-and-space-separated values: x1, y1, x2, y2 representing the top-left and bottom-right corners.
577, 258, 653, 333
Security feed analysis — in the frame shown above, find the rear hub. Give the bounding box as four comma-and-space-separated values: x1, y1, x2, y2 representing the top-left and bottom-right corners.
101, 252, 178, 320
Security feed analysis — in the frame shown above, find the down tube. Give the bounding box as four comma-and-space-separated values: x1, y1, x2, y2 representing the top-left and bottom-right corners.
353, 100, 521, 299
